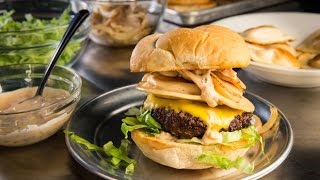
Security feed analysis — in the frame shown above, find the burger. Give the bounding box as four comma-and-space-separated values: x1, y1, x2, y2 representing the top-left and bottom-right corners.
122, 25, 262, 173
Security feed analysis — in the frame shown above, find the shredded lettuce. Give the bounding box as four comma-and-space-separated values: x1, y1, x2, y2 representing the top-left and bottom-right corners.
103, 141, 136, 164
197, 152, 254, 174
0, 8, 69, 32
0, 7, 82, 65
221, 126, 262, 149
64, 130, 136, 175
125, 163, 135, 175
197, 126, 262, 174
121, 107, 162, 138
64, 130, 102, 151
241, 125, 263, 148
221, 130, 242, 143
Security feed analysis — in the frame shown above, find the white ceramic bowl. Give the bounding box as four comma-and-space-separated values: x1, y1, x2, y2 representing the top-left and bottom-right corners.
212, 12, 320, 88
247, 61, 320, 88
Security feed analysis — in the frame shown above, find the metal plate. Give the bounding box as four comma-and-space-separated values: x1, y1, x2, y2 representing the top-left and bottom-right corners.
65, 84, 293, 180
163, 0, 289, 26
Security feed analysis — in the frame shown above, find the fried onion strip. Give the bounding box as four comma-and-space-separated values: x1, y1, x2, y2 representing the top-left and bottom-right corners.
258, 107, 279, 134
253, 114, 262, 130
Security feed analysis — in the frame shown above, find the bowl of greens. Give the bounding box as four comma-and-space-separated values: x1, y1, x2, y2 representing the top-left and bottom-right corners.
0, 0, 89, 66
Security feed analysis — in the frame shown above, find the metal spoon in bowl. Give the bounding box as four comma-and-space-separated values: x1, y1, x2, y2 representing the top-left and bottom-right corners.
6, 10, 90, 112
37, 9, 89, 96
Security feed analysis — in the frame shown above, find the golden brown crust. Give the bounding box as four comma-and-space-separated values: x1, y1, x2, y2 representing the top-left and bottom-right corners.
131, 130, 249, 169
168, 1, 217, 12
130, 25, 251, 72
168, 0, 212, 5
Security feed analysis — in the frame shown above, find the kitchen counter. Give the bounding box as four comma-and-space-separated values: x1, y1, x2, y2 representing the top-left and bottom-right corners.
1, 0, 320, 179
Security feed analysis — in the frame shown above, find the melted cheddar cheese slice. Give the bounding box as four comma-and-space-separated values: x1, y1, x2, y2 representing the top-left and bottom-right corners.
144, 94, 244, 130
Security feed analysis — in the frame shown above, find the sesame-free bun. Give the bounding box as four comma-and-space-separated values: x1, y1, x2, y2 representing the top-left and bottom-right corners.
130, 25, 251, 72
131, 130, 249, 169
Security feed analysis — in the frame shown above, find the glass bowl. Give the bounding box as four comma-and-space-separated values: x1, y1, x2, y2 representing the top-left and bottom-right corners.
0, 64, 82, 147
0, 0, 90, 66
71, 0, 167, 47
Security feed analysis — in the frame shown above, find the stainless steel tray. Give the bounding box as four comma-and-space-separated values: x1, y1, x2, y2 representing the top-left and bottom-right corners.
66, 84, 293, 180
163, 0, 290, 26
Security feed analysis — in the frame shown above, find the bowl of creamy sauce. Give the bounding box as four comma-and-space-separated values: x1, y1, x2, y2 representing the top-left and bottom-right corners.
0, 64, 81, 146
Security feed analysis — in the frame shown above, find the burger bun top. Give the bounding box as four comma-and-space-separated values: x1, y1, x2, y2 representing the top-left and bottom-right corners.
130, 25, 251, 72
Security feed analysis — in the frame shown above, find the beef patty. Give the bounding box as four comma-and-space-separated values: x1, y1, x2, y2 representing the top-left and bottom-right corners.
151, 108, 254, 139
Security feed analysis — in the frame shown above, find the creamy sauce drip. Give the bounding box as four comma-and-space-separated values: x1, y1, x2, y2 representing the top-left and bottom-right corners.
141, 73, 201, 95
139, 69, 253, 145
0, 87, 69, 113
179, 70, 220, 107
138, 68, 246, 109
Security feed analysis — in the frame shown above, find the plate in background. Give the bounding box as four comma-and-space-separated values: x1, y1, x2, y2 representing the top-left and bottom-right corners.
65, 85, 293, 180
212, 12, 320, 88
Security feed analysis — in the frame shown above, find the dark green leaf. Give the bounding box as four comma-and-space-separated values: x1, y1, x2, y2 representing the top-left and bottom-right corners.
144, 113, 162, 129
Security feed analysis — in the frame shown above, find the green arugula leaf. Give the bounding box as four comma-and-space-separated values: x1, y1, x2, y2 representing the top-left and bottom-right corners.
144, 113, 161, 129
121, 108, 162, 138
121, 123, 149, 139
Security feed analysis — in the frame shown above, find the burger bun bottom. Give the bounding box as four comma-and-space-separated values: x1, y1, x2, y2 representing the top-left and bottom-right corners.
131, 130, 249, 170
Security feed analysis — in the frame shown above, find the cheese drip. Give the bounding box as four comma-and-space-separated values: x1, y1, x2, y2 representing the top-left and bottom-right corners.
145, 94, 244, 145
144, 94, 243, 131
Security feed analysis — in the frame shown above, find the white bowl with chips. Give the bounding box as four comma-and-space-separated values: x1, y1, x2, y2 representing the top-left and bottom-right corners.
246, 61, 320, 87
212, 12, 320, 88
